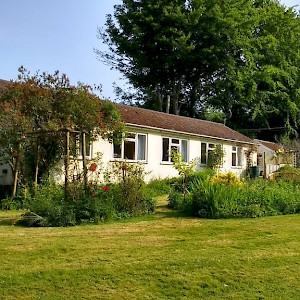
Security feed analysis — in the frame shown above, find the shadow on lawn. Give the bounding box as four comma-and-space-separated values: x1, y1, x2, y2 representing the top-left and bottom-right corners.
154, 195, 184, 219
0, 217, 16, 226
0, 212, 23, 226
155, 205, 183, 218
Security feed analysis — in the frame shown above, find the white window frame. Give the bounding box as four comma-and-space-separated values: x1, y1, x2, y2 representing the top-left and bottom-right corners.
113, 133, 147, 162
161, 137, 188, 163
200, 142, 216, 165
232, 146, 243, 167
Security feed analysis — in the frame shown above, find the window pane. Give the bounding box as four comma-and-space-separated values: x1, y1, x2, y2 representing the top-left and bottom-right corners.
209, 143, 215, 149
113, 144, 121, 158
137, 134, 146, 160
181, 140, 188, 162
172, 139, 180, 144
237, 147, 242, 166
232, 152, 237, 166
201, 143, 207, 164
124, 140, 135, 160
170, 145, 179, 162
162, 138, 169, 161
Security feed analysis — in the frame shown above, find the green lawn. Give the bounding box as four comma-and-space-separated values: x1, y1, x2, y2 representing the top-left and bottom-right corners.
0, 197, 300, 300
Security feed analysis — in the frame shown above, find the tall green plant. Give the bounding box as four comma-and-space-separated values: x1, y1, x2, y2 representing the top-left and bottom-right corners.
171, 150, 198, 196
207, 145, 225, 170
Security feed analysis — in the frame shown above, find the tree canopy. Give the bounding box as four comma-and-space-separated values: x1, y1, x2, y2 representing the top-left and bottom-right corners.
97, 0, 300, 134
0, 67, 124, 189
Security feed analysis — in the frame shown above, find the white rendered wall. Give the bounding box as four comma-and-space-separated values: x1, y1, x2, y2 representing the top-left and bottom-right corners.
91, 127, 256, 181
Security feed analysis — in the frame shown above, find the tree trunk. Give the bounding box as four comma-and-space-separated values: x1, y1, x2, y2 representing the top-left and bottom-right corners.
12, 143, 21, 198
33, 144, 40, 196
64, 129, 70, 201
81, 131, 88, 190
189, 83, 198, 118
172, 80, 181, 115
156, 84, 163, 112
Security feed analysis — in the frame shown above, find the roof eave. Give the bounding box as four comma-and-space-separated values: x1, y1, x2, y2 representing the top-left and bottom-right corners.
125, 122, 255, 145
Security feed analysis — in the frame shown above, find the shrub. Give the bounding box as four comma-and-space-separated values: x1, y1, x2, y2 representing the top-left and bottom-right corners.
173, 174, 300, 219
105, 161, 156, 217
146, 178, 172, 196
277, 165, 300, 174
11, 156, 157, 227
210, 172, 243, 187
19, 182, 76, 227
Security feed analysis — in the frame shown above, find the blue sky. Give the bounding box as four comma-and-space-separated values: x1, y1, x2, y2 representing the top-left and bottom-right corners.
0, 0, 299, 100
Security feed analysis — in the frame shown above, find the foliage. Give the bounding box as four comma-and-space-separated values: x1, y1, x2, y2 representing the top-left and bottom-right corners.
170, 150, 198, 194
12, 159, 155, 227
210, 172, 243, 187
168, 169, 215, 210
105, 161, 155, 216
176, 176, 300, 219
97, 0, 300, 132
0, 67, 125, 194
277, 165, 300, 175
146, 178, 172, 197
207, 144, 225, 170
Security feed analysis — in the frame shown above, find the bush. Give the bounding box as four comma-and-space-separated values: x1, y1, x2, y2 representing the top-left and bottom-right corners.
210, 172, 243, 187
277, 165, 300, 174
169, 169, 215, 193
172, 173, 300, 219
105, 161, 156, 216
14, 161, 156, 227
146, 178, 172, 196
18, 182, 76, 227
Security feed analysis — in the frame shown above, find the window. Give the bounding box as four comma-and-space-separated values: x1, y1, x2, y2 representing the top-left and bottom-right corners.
70, 132, 92, 158
162, 137, 188, 162
113, 133, 147, 161
232, 146, 242, 167
200, 142, 215, 165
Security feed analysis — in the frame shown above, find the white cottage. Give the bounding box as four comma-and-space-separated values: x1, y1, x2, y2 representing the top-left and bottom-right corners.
93, 104, 257, 180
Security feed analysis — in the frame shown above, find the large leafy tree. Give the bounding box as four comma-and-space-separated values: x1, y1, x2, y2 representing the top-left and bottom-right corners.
97, 0, 300, 131
211, 1, 300, 133
0, 67, 124, 194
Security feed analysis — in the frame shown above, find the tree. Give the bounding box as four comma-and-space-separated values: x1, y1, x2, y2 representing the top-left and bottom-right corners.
0, 67, 124, 196
97, 0, 256, 115
97, 0, 300, 132
211, 1, 300, 133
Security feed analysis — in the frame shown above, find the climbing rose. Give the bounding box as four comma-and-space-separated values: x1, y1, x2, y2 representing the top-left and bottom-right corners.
90, 163, 97, 172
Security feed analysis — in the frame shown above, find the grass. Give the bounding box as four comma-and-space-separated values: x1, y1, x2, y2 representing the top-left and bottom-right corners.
0, 196, 300, 299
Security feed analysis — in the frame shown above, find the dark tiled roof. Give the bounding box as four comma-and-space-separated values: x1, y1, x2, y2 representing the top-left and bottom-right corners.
117, 104, 254, 144
256, 139, 294, 152
256, 140, 280, 152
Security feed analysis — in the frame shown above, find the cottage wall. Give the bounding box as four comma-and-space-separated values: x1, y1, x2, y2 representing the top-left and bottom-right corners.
92, 126, 256, 181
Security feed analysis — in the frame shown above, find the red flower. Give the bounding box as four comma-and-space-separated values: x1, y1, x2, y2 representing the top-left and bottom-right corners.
89, 163, 97, 172
102, 186, 110, 191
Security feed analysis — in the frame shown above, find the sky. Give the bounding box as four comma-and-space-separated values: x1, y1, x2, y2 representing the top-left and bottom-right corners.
0, 0, 299, 100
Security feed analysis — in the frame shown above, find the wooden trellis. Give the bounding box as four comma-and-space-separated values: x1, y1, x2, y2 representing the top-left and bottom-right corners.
14, 128, 89, 200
